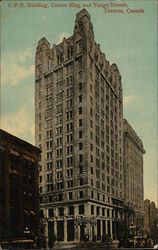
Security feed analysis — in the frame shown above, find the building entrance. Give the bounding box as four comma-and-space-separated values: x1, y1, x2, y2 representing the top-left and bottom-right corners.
67, 220, 74, 241
57, 221, 64, 241
97, 220, 101, 240
80, 224, 84, 241
48, 221, 54, 247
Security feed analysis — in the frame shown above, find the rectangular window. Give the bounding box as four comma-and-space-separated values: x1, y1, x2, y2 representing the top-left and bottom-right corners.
90, 131, 93, 140
80, 178, 83, 186
79, 119, 82, 126
59, 207, 64, 216
79, 205, 84, 214
91, 167, 93, 175
91, 205, 94, 215
68, 205, 74, 215
102, 208, 105, 216
97, 207, 100, 216
80, 191, 83, 198
103, 195, 105, 202
48, 208, 54, 217
91, 178, 93, 186
79, 166, 83, 174
79, 83, 82, 91
97, 193, 100, 200
79, 154, 83, 162
69, 192, 73, 200
90, 108, 93, 116
91, 191, 94, 198
90, 84, 92, 92
90, 120, 93, 128
79, 107, 82, 115
91, 155, 93, 163
79, 95, 82, 103
79, 131, 82, 139
39, 176, 42, 183
79, 142, 82, 150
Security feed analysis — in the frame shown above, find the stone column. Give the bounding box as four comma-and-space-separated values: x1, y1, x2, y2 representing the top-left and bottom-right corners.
44, 220, 48, 248
89, 223, 92, 241
105, 220, 108, 235
100, 220, 103, 240
110, 220, 113, 240
74, 205, 80, 242
94, 223, 97, 240
75, 224, 80, 241
54, 219, 57, 241
64, 219, 67, 242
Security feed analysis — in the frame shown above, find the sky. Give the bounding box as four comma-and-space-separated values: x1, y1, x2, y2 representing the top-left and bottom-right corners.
1, 0, 157, 205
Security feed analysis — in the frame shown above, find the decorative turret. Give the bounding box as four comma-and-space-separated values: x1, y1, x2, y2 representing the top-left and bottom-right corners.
74, 9, 94, 53
35, 37, 52, 76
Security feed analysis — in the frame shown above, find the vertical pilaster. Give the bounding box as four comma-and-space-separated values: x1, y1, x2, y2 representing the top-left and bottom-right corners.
105, 220, 108, 235
89, 224, 92, 241
110, 220, 113, 239
45, 221, 48, 248
54, 219, 57, 240
100, 219, 103, 240
75, 224, 80, 241
94, 223, 97, 240
64, 219, 67, 242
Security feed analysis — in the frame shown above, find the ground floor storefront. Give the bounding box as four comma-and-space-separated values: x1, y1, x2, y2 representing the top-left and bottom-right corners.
40, 201, 124, 248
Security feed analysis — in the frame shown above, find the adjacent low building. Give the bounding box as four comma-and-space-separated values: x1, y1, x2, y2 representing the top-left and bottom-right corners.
0, 129, 40, 245
144, 199, 158, 236
123, 119, 145, 231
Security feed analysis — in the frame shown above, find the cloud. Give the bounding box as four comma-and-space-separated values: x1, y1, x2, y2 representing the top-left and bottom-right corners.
1, 106, 35, 144
17, 48, 33, 63
57, 32, 70, 44
123, 95, 137, 106
2, 48, 34, 86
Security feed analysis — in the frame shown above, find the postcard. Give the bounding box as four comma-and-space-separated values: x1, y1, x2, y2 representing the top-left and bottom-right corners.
0, 0, 157, 248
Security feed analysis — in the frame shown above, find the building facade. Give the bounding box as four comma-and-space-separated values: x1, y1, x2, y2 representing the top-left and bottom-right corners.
123, 119, 145, 230
144, 199, 151, 233
0, 129, 40, 243
144, 199, 158, 235
35, 9, 126, 246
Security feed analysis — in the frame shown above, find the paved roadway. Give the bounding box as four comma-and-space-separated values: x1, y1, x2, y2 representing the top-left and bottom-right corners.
52, 248, 154, 250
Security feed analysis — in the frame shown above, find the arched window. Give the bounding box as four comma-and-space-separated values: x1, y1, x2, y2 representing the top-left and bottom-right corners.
67, 45, 73, 59
57, 53, 63, 65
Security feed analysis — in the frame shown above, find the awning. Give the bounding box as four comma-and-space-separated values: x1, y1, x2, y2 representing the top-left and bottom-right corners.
10, 149, 20, 156
24, 210, 29, 215
0, 145, 5, 150
24, 209, 36, 216
11, 239, 34, 243
30, 210, 36, 216
22, 154, 35, 163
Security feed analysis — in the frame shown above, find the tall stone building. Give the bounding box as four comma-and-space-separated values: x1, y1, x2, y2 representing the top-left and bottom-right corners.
35, 9, 125, 245
123, 119, 145, 230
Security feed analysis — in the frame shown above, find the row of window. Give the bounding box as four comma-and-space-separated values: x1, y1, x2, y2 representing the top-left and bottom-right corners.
42, 205, 121, 219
